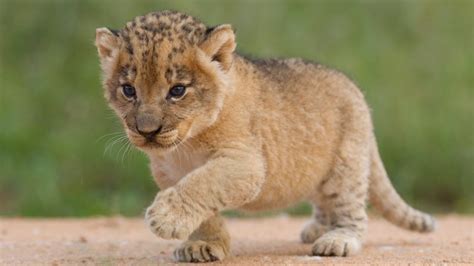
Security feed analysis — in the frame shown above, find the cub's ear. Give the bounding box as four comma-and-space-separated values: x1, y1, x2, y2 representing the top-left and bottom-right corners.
199, 24, 236, 72
95, 27, 120, 71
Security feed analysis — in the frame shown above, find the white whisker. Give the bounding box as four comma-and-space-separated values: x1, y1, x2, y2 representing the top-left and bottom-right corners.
104, 135, 128, 155
96, 131, 123, 143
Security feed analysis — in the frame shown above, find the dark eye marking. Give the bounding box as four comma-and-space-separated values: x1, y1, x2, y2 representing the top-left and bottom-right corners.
167, 85, 186, 100
121, 84, 136, 99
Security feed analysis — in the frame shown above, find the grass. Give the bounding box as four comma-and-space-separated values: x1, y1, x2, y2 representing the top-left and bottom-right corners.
0, 0, 472, 216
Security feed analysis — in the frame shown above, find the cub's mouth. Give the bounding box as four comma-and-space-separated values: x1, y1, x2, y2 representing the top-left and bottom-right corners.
126, 128, 181, 150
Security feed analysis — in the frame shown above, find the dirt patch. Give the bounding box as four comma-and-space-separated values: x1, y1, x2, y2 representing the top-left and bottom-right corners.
0, 215, 472, 264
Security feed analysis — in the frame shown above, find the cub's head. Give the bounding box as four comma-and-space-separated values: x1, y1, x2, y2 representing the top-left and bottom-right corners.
95, 11, 236, 152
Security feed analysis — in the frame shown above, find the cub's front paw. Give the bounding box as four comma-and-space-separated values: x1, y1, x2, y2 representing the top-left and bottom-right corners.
174, 240, 228, 262
145, 188, 204, 240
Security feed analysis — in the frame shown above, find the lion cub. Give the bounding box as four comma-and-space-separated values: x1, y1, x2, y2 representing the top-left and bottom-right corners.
95, 10, 435, 262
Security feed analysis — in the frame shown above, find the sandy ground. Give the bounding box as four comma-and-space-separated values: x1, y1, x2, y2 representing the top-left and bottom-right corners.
0, 215, 472, 265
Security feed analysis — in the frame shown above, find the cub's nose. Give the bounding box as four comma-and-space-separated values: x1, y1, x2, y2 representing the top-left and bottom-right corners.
135, 114, 162, 140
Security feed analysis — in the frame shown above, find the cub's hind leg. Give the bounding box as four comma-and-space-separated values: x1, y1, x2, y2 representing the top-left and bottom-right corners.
300, 205, 330, 244
174, 214, 230, 262
311, 142, 371, 256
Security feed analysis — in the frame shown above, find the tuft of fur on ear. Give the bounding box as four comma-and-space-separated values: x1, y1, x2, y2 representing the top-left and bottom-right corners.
199, 24, 236, 72
95, 27, 120, 73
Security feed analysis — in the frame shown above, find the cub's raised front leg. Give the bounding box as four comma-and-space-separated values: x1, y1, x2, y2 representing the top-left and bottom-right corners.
145, 146, 265, 242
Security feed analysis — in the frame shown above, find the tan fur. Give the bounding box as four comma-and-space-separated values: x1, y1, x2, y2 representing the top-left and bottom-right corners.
95, 10, 435, 262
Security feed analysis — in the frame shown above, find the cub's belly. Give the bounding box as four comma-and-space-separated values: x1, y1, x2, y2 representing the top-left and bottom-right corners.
240, 142, 334, 211
239, 172, 325, 211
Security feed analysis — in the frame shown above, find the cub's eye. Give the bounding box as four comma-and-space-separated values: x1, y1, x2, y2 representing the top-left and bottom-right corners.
168, 85, 186, 99
122, 84, 136, 98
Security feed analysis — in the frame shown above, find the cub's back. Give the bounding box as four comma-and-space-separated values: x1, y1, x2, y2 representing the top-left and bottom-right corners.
248, 57, 362, 103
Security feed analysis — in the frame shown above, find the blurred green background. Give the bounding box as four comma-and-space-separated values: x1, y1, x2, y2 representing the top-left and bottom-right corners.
0, 0, 473, 217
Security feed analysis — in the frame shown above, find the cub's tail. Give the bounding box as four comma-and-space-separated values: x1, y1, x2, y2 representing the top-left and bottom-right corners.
368, 142, 435, 233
